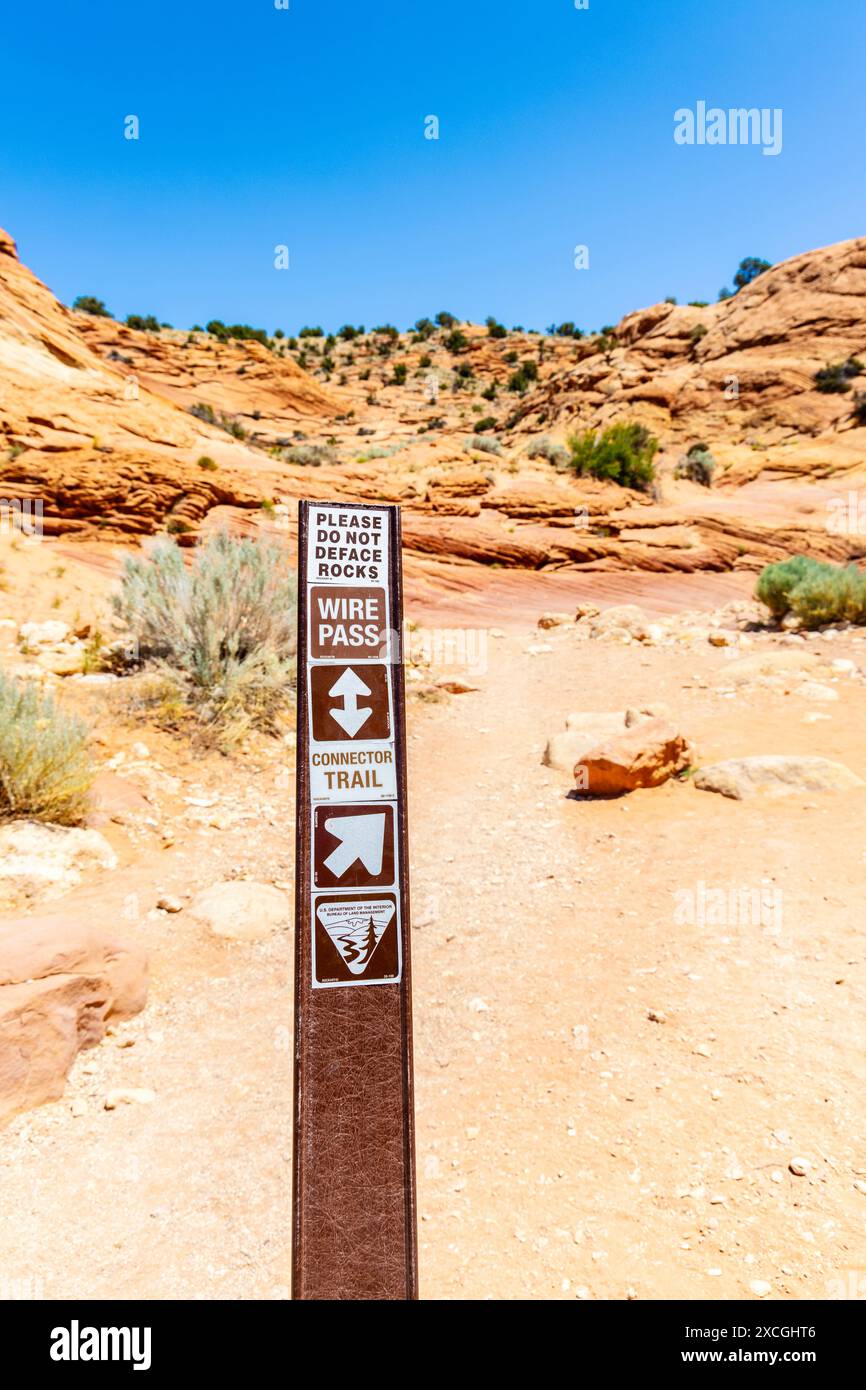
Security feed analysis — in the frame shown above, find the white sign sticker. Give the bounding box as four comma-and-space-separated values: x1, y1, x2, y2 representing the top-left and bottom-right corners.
307, 506, 389, 584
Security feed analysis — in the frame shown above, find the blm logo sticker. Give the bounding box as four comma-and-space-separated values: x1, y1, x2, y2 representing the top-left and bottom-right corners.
312, 893, 400, 987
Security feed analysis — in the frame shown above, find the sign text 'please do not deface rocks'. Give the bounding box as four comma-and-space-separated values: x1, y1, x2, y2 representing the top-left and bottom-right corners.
304, 505, 404, 987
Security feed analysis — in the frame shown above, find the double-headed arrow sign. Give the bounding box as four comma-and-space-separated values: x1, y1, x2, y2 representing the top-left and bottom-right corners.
328, 667, 372, 737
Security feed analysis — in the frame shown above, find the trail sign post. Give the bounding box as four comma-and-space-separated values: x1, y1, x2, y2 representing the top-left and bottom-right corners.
292, 501, 418, 1300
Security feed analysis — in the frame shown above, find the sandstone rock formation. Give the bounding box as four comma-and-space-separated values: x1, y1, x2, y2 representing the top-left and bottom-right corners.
2, 225, 866, 577
0, 822, 117, 911
0, 911, 148, 1124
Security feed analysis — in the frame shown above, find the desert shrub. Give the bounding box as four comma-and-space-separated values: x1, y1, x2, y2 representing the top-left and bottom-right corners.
814, 359, 863, 394
566, 422, 658, 491
473, 416, 497, 433
418, 353, 432, 369
112, 531, 297, 743
72, 295, 111, 317
435, 311, 458, 329
188, 403, 246, 438
299, 326, 323, 338
788, 564, 866, 628
467, 436, 502, 455
205, 319, 269, 348
0, 670, 93, 824
853, 392, 866, 425
392, 363, 408, 385
547, 322, 583, 339
755, 555, 830, 619
675, 443, 716, 487
486, 317, 507, 339
526, 437, 570, 468
757, 556, 866, 628
444, 329, 468, 354
734, 257, 771, 291
125, 313, 160, 331
282, 443, 338, 467
507, 361, 539, 394
196, 456, 217, 471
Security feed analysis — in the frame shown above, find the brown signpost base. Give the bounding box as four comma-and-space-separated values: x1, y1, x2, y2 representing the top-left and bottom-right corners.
292, 501, 418, 1300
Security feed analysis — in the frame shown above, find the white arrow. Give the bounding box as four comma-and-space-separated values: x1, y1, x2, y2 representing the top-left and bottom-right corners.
328, 667, 373, 737
323, 812, 386, 878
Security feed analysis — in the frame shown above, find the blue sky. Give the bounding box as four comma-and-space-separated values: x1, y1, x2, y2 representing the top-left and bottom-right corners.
1, 0, 862, 334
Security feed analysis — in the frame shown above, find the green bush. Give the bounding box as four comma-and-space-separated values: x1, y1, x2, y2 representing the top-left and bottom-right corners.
473, 416, 497, 433
126, 313, 160, 332
0, 671, 93, 824
755, 555, 866, 627
112, 531, 297, 743
205, 319, 270, 348
788, 565, 866, 628
72, 295, 111, 317
507, 360, 539, 394
486, 317, 507, 339
754, 556, 820, 619
444, 329, 468, 354
566, 423, 658, 491
814, 359, 863, 394
392, 363, 408, 385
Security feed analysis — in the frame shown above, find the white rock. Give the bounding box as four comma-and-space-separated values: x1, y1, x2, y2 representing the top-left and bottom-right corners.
19, 620, 70, 647
186, 880, 291, 941
694, 756, 863, 800
0, 822, 117, 908
104, 1088, 156, 1109
798, 681, 839, 702
750, 1280, 772, 1297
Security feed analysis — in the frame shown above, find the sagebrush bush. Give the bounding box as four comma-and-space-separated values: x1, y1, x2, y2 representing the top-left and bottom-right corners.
566, 422, 658, 491
755, 555, 824, 619
468, 436, 502, 455
283, 443, 338, 467
112, 531, 297, 742
756, 555, 866, 627
526, 437, 569, 468
675, 443, 716, 487
0, 670, 93, 824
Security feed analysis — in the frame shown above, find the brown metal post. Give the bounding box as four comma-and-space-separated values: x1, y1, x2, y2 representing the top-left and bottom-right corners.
292, 500, 418, 1300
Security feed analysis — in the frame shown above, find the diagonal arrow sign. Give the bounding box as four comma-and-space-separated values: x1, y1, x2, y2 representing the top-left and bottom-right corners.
328, 666, 373, 736
323, 812, 386, 879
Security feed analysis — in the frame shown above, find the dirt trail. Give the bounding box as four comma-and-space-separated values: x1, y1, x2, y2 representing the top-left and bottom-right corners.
1, 577, 865, 1300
